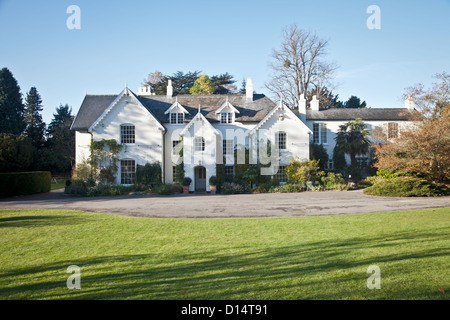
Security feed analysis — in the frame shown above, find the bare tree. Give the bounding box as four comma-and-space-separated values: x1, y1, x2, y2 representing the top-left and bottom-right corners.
266, 24, 338, 108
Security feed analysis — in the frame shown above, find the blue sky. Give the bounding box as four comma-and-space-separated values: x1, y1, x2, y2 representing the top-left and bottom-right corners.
1, 0, 449, 124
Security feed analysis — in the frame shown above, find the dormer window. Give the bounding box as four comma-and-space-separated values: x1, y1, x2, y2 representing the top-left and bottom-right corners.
164, 98, 189, 125
216, 97, 239, 124
170, 112, 184, 124
221, 112, 233, 124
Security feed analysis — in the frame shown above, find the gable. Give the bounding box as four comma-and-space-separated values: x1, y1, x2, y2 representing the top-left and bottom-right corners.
249, 101, 312, 136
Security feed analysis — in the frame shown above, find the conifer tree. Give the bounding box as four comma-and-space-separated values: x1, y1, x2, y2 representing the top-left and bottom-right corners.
0, 68, 25, 135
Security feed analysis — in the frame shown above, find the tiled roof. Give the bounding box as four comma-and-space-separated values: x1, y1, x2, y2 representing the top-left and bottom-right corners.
71, 93, 277, 131
71, 91, 412, 132
305, 108, 412, 121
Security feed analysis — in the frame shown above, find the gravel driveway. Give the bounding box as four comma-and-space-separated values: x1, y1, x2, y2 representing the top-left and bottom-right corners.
1, 189, 449, 218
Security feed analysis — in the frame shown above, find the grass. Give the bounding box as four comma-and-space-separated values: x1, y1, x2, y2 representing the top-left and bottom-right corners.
0, 208, 449, 300
51, 182, 66, 190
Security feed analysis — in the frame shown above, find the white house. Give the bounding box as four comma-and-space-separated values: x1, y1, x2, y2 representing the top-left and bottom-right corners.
71, 78, 413, 191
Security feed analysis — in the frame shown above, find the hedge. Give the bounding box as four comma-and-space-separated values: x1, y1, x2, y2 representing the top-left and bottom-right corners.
0, 171, 51, 197
363, 176, 449, 197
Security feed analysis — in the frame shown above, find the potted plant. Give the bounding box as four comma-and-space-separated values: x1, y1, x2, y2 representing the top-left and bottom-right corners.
209, 175, 218, 195
182, 177, 192, 194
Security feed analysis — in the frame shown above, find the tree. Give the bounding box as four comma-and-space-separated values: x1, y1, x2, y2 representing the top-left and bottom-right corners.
0, 68, 25, 135
305, 86, 343, 109
285, 158, 325, 184
265, 24, 338, 109
0, 134, 33, 172
190, 74, 215, 95
24, 87, 46, 148
373, 72, 450, 182
334, 118, 370, 179
310, 143, 329, 171
210, 73, 237, 94
144, 70, 201, 95
45, 104, 75, 174
343, 96, 367, 109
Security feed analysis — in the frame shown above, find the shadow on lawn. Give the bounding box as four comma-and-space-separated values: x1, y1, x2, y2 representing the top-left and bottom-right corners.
0, 214, 87, 228
0, 227, 448, 300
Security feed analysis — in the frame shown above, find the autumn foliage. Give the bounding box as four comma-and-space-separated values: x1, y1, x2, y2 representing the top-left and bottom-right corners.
372, 72, 450, 182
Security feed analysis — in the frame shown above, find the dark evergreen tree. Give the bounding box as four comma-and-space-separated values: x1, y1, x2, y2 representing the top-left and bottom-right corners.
210, 73, 237, 94
344, 95, 367, 108
310, 143, 329, 171
0, 133, 33, 172
0, 68, 25, 135
24, 87, 46, 148
45, 104, 75, 174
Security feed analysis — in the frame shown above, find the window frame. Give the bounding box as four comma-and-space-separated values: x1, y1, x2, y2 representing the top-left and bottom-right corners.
120, 159, 136, 185
388, 122, 399, 139
276, 131, 287, 150
273, 165, 287, 183
313, 123, 327, 145
170, 112, 184, 124
194, 137, 205, 152
120, 124, 135, 144
172, 140, 181, 156
223, 139, 234, 156
220, 112, 233, 124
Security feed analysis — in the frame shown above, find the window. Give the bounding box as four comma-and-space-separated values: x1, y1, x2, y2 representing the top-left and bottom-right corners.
273, 165, 287, 182
120, 159, 135, 184
325, 159, 334, 171
388, 122, 398, 139
320, 123, 327, 144
120, 125, 135, 144
172, 140, 181, 156
223, 139, 234, 155
221, 112, 233, 124
194, 137, 205, 152
225, 165, 234, 178
313, 123, 320, 144
170, 112, 184, 124
276, 131, 287, 150
313, 123, 327, 144
172, 165, 177, 179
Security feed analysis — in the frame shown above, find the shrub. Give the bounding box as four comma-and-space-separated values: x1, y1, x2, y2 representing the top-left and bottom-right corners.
136, 162, 161, 188
321, 172, 348, 191
286, 158, 325, 184
269, 183, 306, 193
155, 184, 176, 195
363, 177, 449, 197
64, 179, 89, 197
182, 177, 192, 186
209, 175, 218, 186
0, 171, 51, 197
221, 182, 247, 194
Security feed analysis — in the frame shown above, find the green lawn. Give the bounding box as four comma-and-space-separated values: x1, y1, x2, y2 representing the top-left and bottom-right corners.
50, 182, 66, 190
0, 208, 448, 300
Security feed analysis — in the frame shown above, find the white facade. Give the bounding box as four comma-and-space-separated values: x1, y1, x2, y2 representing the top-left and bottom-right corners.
72, 80, 412, 190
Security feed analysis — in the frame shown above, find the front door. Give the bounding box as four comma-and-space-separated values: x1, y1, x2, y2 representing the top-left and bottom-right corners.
195, 166, 206, 191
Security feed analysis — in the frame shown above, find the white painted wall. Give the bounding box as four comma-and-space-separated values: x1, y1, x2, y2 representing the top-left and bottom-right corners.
257, 108, 311, 165
75, 131, 91, 165
181, 118, 218, 192
90, 96, 164, 184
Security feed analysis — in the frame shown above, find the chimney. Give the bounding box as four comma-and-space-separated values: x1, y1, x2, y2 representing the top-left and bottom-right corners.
405, 95, 415, 110
138, 85, 152, 96
311, 95, 320, 111
167, 79, 173, 97
298, 94, 307, 122
246, 77, 253, 101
